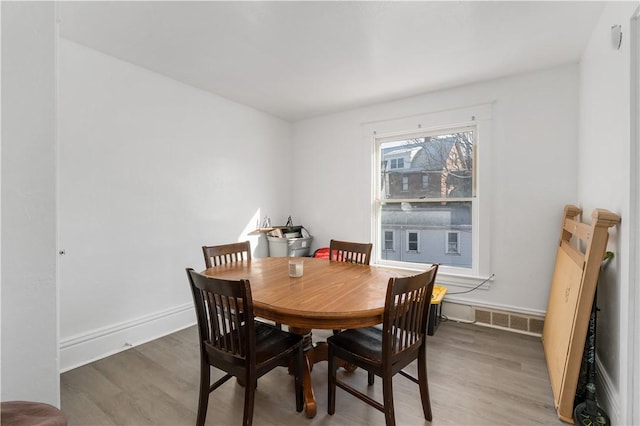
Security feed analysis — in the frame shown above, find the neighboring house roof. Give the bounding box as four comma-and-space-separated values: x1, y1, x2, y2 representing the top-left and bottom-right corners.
383, 146, 422, 163
381, 136, 462, 172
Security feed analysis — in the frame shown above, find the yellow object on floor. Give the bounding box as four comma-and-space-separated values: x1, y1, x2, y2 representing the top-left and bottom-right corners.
428, 285, 447, 335
431, 284, 447, 304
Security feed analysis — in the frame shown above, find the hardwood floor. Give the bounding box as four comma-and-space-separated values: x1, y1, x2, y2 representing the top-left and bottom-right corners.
61, 321, 562, 425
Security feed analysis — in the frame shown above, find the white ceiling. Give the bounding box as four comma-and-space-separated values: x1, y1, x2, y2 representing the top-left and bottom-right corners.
58, 1, 605, 121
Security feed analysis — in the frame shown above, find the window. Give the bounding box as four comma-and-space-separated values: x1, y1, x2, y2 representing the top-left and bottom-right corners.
407, 231, 419, 252
375, 124, 476, 271
389, 158, 404, 169
383, 230, 394, 251
369, 104, 491, 283
446, 231, 460, 254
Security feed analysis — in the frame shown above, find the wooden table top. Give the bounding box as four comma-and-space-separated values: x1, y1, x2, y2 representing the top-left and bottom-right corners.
203, 257, 411, 330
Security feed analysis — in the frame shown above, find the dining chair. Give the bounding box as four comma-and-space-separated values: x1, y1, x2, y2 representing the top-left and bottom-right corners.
202, 241, 252, 268
327, 264, 439, 426
186, 268, 304, 426
329, 239, 373, 265
328, 239, 373, 334
202, 241, 284, 330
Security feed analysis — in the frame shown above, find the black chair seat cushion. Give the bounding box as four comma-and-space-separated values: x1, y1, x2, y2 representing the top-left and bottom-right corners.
328, 326, 383, 366
206, 322, 301, 367
254, 322, 302, 365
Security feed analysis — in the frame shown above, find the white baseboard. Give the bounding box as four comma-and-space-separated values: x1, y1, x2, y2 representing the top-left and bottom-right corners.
596, 356, 620, 425
57, 299, 545, 369
60, 303, 195, 373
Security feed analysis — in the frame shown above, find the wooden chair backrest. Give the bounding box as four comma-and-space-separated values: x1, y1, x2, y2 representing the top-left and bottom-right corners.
186, 268, 255, 373
382, 264, 438, 360
329, 239, 372, 265
202, 241, 252, 268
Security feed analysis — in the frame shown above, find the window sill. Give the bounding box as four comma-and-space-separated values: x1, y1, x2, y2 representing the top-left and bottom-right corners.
374, 263, 492, 291
436, 272, 492, 290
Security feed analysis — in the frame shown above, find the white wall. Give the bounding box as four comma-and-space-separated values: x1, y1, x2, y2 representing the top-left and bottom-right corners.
292, 65, 579, 315
578, 3, 639, 425
4, 5, 634, 422
58, 39, 292, 370
1, 2, 59, 405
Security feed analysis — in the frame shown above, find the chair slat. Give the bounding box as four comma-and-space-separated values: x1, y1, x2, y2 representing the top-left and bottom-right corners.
329, 240, 373, 265
329, 239, 375, 335
202, 241, 252, 269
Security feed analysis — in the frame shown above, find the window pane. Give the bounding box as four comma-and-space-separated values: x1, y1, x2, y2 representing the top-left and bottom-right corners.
447, 231, 460, 254
380, 131, 473, 200
407, 231, 418, 251
384, 230, 394, 250
379, 201, 471, 268
378, 128, 474, 269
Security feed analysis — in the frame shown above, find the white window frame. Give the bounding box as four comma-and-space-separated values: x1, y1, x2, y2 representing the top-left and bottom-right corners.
365, 104, 492, 287
422, 174, 429, 189
401, 176, 409, 191
406, 230, 419, 252
389, 157, 405, 169
383, 230, 394, 251
446, 231, 461, 254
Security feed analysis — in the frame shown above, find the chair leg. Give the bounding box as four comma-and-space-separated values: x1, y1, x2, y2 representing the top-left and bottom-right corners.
196, 363, 210, 426
368, 371, 375, 386
382, 374, 396, 426
242, 378, 256, 426
327, 347, 337, 415
417, 346, 433, 421
294, 345, 303, 412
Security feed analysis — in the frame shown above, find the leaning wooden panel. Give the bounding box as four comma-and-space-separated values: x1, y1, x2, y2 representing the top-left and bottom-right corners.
542, 205, 620, 423
544, 248, 583, 404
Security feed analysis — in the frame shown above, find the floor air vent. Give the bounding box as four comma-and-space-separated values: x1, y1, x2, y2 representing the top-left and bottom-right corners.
474, 308, 544, 335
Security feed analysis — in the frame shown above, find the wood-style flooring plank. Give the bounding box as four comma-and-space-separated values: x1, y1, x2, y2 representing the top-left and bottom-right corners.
61, 321, 562, 425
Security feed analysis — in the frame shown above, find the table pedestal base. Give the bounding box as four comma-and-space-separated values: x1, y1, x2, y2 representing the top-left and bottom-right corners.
289, 327, 355, 418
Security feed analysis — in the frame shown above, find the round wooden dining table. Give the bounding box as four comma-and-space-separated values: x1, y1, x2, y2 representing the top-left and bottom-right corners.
203, 256, 411, 418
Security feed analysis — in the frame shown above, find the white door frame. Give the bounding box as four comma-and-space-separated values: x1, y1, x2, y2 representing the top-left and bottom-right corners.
628, 6, 640, 425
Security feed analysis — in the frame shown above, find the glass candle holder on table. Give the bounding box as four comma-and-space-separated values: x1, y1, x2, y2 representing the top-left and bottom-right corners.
288, 259, 304, 277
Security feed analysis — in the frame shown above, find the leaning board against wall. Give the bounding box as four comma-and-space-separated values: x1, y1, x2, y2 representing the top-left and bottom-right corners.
542, 205, 620, 423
